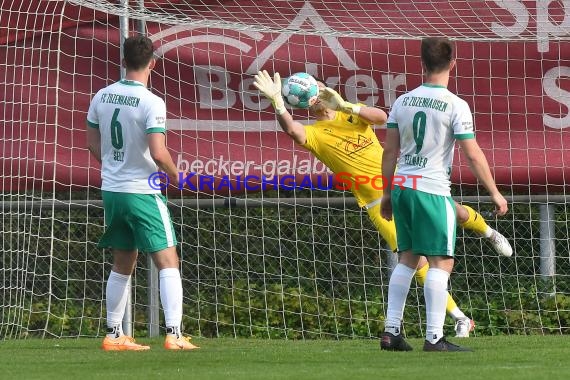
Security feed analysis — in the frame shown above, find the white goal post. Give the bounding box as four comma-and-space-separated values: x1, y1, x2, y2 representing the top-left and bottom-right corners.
2, 0, 570, 339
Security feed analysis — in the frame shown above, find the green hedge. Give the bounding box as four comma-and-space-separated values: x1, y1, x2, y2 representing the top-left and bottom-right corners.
3, 190, 570, 339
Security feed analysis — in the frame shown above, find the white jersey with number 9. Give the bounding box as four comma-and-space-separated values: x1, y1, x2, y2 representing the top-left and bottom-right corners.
386, 83, 474, 196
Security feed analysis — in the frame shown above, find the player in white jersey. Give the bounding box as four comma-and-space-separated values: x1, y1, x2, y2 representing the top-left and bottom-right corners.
387, 84, 473, 195
379, 37, 508, 352
86, 35, 197, 351
89, 81, 167, 194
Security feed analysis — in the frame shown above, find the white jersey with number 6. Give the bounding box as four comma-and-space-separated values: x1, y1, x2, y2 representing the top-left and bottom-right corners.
386, 83, 474, 196
87, 79, 166, 194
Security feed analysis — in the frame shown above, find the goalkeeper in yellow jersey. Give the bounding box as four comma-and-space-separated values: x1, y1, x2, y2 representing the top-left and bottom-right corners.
254, 70, 512, 338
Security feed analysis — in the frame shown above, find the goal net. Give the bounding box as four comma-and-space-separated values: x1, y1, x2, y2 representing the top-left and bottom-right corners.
2, 0, 570, 339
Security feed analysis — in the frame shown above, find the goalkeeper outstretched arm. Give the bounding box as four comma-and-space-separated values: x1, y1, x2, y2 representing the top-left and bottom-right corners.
254, 70, 307, 145
318, 87, 387, 126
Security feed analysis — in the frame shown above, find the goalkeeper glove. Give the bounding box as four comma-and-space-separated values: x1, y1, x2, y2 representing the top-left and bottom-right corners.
318, 87, 361, 115
253, 70, 286, 115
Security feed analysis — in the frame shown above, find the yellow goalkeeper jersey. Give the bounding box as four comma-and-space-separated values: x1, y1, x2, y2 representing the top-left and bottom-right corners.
302, 110, 383, 208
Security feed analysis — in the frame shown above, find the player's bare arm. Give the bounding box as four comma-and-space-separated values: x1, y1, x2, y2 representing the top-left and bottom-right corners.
458, 138, 508, 216
276, 111, 307, 145
356, 104, 387, 126
86, 124, 102, 164
148, 132, 181, 185
254, 70, 306, 145
380, 127, 400, 221
318, 87, 387, 125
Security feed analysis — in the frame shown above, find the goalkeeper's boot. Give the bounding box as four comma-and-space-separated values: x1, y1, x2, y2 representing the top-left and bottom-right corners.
455, 317, 475, 338
423, 336, 472, 352
102, 335, 150, 351
380, 332, 413, 351
164, 335, 200, 350
489, 229, 513, 257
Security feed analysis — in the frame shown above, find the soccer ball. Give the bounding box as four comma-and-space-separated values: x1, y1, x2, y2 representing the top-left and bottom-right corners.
281, 72, 319, 109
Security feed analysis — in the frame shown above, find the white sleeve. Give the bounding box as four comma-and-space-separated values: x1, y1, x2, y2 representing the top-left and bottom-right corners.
145, 97, 167, 133
86, 91, 102, 127
451, 99, 474, 139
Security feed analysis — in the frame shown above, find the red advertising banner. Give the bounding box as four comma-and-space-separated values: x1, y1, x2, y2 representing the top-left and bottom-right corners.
1, 1, 570, 193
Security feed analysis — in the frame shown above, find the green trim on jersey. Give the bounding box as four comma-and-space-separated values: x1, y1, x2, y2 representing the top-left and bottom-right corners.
87, 120, 99, 129
454, 133, 475, 140
422, 83, 446, 89
146, 127, 166, 134
119, 79, 145, 87
387, 122, 398, 129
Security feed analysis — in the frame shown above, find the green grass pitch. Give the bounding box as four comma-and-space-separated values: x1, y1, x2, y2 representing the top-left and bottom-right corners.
1, 336, 570, 379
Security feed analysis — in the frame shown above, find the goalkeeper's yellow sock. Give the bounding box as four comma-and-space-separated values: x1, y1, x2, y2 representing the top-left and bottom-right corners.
415, 263, 465, 319
366, 204, 398, 252
459, 204, 491, 237
414, 262, 429, 286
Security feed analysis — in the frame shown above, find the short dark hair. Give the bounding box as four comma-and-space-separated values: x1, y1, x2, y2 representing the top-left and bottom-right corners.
312, 76, 328, 87
123, 35, 155, 71
421, 37, 454, 74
